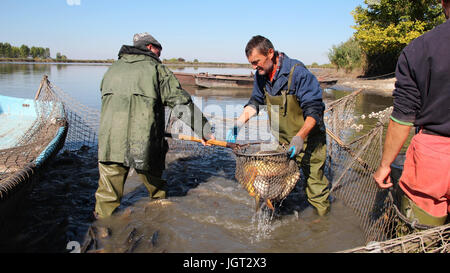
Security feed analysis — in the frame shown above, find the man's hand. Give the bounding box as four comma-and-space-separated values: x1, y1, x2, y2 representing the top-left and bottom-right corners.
372, 119, 411, 189
288, 136, 304, 158
373, 165, 393, 189
201, 133, 216, 146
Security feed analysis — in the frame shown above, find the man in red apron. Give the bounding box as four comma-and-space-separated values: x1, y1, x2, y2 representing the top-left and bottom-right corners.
373, 0, 450, 226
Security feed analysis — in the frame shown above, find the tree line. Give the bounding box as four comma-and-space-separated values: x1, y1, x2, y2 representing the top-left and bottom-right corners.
328, 0, 446, 76
0, 43, 51, 59
0, 42, 68, 60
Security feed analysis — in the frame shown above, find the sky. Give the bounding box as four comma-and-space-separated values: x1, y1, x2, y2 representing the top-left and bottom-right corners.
0, 0, 365, 65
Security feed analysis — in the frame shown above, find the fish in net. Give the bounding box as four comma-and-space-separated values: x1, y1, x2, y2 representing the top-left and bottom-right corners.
233, 143, 300, 211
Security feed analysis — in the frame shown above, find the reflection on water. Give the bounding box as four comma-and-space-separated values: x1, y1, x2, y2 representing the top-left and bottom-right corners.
0, 63, 398, 253
0, 63, 109, 109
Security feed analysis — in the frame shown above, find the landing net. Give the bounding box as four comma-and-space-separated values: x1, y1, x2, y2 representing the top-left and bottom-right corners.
233, 143, 300, 210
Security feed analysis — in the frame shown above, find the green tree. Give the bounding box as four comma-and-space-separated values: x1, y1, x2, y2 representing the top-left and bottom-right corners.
352, 0, 446, 75
20, 45, 30, 58
37, 47, 45, 58
10, 46, 20, 58
164, 58, 179, 63
2, 43, 12, 58
328, 38, 363, 72
30, 46, 39, 58
44, 48, 51, 59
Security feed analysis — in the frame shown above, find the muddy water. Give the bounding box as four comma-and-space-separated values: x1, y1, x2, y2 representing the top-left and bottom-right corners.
91, 148, 364, 253
0, 63, 395, 253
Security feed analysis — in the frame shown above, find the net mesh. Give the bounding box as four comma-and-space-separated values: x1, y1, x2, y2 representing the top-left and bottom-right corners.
0, 76, 68, 200
46, 80, 100, 152
324, 89, 449, 251
233, 143, 300, 209
14, 76, 448, 253
324, 89, 395, 242
342, 223, 450, 253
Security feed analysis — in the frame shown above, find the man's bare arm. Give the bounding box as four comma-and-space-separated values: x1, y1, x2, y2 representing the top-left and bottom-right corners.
373, 119, 412, 189
236, 106, 257, 126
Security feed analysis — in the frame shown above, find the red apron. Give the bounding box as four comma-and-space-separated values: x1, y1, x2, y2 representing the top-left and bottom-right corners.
399, 131, 450, 217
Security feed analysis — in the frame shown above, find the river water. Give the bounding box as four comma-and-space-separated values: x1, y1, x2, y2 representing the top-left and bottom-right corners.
0, 63, 396, 253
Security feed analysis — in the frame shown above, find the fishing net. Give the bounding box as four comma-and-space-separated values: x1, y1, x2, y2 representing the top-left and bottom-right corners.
324, 89, 399, 243
233, 143, 300, 209
163, 111, 216, 159
45, 79, 100, 152
341, 223, 450, 253
324, 90, 393, 242
0, 75, 68, 203
16, 76, 447, 253
323, 89, 449, 252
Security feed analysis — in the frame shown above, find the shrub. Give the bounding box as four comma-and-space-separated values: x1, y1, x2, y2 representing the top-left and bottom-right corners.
328, 38, 363, 72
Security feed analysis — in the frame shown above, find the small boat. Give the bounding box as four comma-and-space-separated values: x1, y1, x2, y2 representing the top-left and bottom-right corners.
174, 71, 338, 90
194, 73, 255, 89
0, 76, 68, 228
317, 78, 338, 89
173, 72, 196, 86
194, 73, 337, 89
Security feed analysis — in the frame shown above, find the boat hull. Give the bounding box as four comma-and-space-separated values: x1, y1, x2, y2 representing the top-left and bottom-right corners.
194, 73, 337, 89
174, 71, 337, 90
195, 73, 254, 89
0, 94, 68, 232
173, 72, 196, 86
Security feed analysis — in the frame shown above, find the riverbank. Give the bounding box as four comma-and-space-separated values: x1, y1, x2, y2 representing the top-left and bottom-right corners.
313, 68, 395, 95
0, 58, 114, 64
335, 77, 395, 95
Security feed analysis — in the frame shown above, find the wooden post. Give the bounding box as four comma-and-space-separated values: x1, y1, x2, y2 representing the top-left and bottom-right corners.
34, 75, 48, 100
326, 127, 374, 172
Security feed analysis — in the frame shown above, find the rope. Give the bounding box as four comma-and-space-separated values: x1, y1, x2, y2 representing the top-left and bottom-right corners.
359, 72, 395, 80
387, 190, 435, 231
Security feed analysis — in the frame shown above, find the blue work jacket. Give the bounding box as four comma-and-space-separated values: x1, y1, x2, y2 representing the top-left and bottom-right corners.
245, 53, 325, 126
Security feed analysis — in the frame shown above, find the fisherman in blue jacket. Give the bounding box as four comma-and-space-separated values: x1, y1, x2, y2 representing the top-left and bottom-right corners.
228, 35, 330, 216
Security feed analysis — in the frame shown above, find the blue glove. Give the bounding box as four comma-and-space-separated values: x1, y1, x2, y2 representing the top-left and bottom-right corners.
226, 121, 245, 143
226, 126, 240, 143
288, 136, 304, 158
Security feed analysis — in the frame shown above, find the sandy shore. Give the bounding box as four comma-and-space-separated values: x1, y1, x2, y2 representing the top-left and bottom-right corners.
313, 68, 396, 95
335, 77, 395, 94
